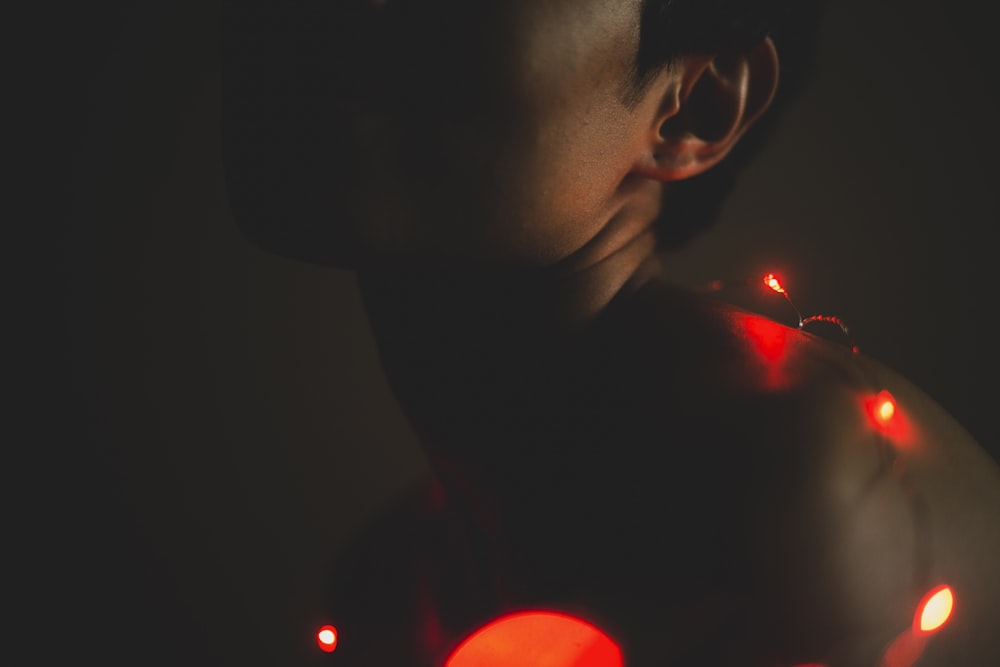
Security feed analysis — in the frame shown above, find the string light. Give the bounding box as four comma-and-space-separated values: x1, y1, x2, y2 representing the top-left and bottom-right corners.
876, 390, 896, 424
915, 585, 955, 634
761, 272, 805, 326
876, 585, 956, 667
763, 273, 785, 293
707, 273, 857, 350
328, 270, 950, 664
316, 624, 338, 653
749, 272, 951, 662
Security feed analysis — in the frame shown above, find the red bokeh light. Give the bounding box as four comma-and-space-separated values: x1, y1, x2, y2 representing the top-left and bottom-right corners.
446, 611, 622, 667
863, 390, 912, 443
316, 624, 338, 653
878, 397, 895, 422
871, 390, 896, 425
763, 273, 786, 294
914, 585, 954, 635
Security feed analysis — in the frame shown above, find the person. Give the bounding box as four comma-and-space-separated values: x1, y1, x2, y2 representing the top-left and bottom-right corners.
220, 1, 1000, 664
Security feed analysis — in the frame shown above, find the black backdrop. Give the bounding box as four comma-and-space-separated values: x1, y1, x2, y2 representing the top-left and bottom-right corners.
31, 1, 1000, 664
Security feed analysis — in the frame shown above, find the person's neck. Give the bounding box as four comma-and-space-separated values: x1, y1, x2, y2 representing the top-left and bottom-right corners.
355, 206, 662, 523
357, 207, 661, 393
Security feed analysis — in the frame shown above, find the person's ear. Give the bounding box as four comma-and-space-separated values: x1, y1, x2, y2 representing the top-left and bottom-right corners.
639, 37, 780, 181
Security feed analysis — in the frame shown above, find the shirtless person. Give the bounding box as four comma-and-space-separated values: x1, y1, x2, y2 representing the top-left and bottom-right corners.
221, 1, 1000, 664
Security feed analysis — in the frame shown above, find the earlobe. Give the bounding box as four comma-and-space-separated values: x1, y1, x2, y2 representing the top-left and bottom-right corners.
639, 37, 780, 181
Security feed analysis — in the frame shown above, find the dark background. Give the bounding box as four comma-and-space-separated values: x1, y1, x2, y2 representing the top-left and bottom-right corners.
30, 1, 998, 664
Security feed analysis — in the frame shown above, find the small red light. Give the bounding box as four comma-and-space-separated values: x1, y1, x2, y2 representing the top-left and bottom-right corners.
763, 273, 785, 294
877, 393, 896, 423
316, 624, 338, 653
867, 390, 897, 430
914, 585, 954, 635
862, 390, 913, 444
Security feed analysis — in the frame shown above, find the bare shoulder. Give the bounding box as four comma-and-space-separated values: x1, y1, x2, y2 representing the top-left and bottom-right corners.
831, 358, 1000, 664
623, 279, 1000, 662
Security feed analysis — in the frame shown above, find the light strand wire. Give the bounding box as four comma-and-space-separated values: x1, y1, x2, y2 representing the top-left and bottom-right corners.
703, 271, 937, 644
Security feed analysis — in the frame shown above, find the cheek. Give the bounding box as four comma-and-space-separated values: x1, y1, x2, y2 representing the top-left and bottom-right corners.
513, 108, 645, 256
368, 99, 646, 266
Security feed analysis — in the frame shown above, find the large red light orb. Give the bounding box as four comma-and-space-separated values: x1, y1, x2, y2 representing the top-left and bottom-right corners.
445, 611, 622, 667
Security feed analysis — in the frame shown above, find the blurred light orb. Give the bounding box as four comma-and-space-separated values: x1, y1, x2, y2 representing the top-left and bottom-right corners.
764, 273, 786, 294
916, 585, 954, 634
446, 611, 622, 667
316, 624, 338, 652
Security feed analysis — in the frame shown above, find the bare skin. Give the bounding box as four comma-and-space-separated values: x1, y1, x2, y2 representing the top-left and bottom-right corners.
223, 0, 1000, 663
356, 267, 1000, 665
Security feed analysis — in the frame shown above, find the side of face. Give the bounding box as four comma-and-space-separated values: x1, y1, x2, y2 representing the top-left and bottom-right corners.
357, 0, 664, 265
223, 0, 779, 269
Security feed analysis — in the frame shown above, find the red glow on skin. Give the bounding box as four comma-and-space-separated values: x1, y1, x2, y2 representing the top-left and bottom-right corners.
445, 611, 622, 667
741, 314, 792, 364
416, 563, 445, 654
735, 313, 795, 390
316, 625, 338, 653
914, 585, 955, 635
877, 630, 927, 667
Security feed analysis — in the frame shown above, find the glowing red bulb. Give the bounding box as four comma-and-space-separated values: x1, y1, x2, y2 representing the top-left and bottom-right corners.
316, 624, 338, 653
914, 585, 954, 635
862, 389, 913, 443
877, 393, 895, 423
446, 611, 622, 667
763, 273, 785, 294
866, 389, 898, 432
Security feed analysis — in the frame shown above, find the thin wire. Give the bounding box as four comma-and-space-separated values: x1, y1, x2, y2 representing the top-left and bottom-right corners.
700, 275, 857, 352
